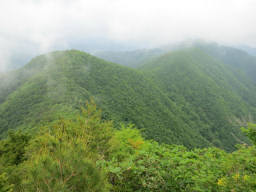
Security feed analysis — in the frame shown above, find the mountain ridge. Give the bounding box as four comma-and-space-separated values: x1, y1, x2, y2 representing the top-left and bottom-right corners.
0, 50, 210, 148
1, 47, 256, 151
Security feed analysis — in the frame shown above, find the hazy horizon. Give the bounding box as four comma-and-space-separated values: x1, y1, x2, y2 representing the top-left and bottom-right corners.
0, 0, 256, 71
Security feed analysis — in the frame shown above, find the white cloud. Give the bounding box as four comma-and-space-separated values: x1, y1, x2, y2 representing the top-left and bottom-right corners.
0, 0, 256, 71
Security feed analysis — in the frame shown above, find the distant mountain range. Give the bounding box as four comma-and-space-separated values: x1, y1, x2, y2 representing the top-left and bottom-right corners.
1, 42, 256, 151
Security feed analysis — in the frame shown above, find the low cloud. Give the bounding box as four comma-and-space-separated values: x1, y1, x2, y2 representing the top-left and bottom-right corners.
0, 0, 256, 71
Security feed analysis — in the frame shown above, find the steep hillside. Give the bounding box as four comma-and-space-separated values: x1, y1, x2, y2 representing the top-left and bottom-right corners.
141, 48, 256, 150
2, 48, 256, 151
0, 50, 210, 148
194, 43, 256, 83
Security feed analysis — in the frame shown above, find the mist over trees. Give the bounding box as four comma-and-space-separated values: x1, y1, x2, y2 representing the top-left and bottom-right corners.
1, 41, 256, 191
1, 0, 256, 191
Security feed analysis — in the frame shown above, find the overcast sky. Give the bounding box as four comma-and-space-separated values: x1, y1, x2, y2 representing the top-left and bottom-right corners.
0, 0, 256, 71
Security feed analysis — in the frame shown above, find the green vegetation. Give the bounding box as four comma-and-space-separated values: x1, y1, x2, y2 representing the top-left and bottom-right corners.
1, 102, 256, 191
194, 42, 256, 83
1, 47, 256, 150
0, 50, 212, 148
140, 48, 256, 150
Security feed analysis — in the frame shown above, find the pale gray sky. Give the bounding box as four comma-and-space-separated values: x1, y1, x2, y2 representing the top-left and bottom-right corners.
0, 0, 256, 71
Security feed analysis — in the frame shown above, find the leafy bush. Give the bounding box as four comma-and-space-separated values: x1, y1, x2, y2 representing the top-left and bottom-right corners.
1, 103, 256, 191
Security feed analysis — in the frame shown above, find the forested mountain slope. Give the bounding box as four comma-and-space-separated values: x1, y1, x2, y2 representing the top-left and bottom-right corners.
140, 48, 256, 150
96, 42, 256, 83
1, 48, 256, 151
194, 43, 256, 83
0, 50, 210, 148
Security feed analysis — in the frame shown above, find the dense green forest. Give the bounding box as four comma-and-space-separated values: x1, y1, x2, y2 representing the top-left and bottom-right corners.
1, 0, 256, 190
1, 45, 256, 151
1, 43, 256, 191
193, 42, 256, 83
140, 48, 256, 150
1, 101, 256, 191
0, 50, 209, 148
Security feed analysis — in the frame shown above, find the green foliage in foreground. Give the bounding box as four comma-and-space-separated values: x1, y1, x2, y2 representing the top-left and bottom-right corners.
1, 103, 256, 191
